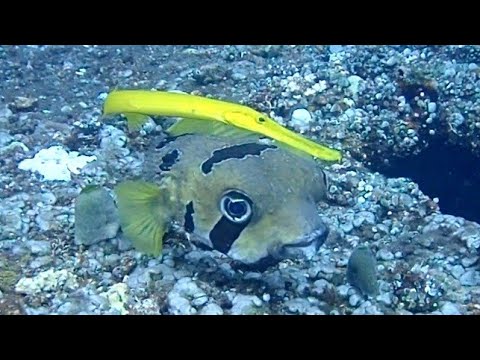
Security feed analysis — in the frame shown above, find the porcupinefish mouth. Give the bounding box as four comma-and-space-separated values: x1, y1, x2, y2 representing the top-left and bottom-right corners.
276, 226, 330, 260
238, 224, 329, 270
234, 227, 329, 272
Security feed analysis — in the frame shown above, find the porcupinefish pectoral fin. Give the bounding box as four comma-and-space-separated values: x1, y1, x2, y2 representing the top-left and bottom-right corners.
123, 113, 151, 132
114, 181, 170, 256
166, 118, 261, 141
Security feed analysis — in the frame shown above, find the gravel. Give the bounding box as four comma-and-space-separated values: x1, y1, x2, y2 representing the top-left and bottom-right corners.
199, 303, 224, 315
459, 270, 480, 286
440, 302, 462, 315
230, 294, 263, 315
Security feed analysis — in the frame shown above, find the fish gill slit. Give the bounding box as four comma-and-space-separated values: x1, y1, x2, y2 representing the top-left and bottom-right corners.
200, 143, 277, 174
183, 201, 195, 233
159, 149, 180, 172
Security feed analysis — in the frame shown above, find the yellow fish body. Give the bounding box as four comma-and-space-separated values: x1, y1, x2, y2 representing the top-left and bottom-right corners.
103, 90, 342, 162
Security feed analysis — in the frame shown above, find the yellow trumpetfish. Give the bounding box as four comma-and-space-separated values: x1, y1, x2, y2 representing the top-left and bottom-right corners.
103, 90, 342, 162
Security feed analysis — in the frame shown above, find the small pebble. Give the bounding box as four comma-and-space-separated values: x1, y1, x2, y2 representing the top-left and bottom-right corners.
450, 265, 465, 279
192, 295, 209, 307
119, 69, 133, 78
97, 92, 108, 101
349, 294, 361, 307
461, 257, 478, 268
468, 63, 478, 71
167, 293, 196, 315
386, 56, 397, 66
285, 298, 311, 314
199, 303, 224, 315
231, 294, 262, 315
290, 108, 313, 132
337, 285, 350, 297
14, 96, 37, 110
441, 302, 461, 315
376, 292, 393, 306
459, 270, 480, 286
377, 249, 394, 261
26, 240, 51, 255
29, 256, 53, 269
329, 45, 344, 53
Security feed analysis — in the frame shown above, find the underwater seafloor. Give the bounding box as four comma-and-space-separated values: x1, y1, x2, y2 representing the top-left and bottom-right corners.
1, 45, 480, 315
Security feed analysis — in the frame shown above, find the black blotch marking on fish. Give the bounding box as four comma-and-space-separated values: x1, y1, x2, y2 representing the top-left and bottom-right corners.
209, 216, 251, 254
155, 134, 189, 149
156, 137, 176, 149
201, 143, 277, 174
159, 149, 180, 171
184, 201, 195, 233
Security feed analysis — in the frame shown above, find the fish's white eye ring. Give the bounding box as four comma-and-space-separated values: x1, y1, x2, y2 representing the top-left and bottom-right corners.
220, 191, 253, 224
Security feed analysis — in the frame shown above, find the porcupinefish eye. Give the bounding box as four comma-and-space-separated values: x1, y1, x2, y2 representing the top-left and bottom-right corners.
220, 190, 253, 224
209, 190, 254, 254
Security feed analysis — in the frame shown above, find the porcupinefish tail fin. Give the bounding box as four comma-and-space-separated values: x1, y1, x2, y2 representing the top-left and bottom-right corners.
114, 181, 170, 256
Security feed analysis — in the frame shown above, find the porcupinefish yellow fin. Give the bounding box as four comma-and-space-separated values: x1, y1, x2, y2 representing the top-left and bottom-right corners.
114, 181, 170, 256
167, 118, 262, 141
124, 113, 150, 131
